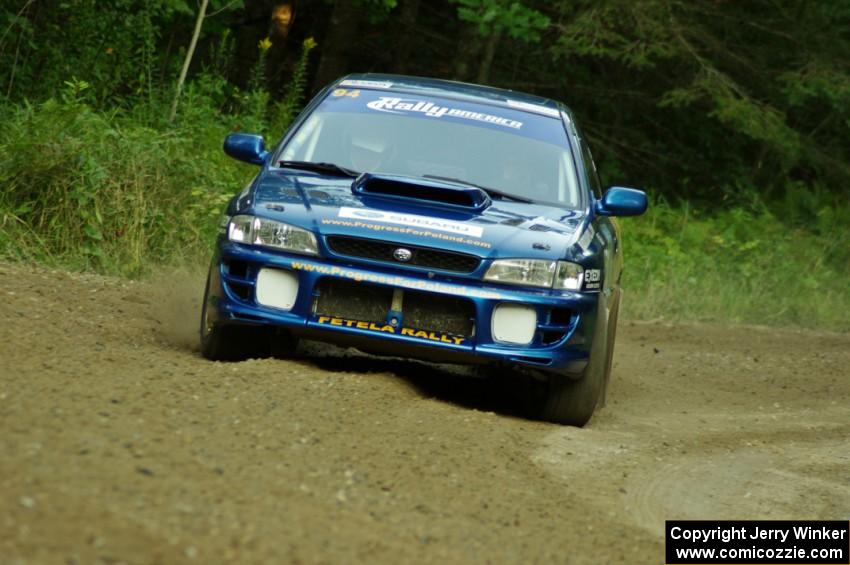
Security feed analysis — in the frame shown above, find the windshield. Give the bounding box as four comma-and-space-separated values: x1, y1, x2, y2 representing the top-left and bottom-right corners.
278, 88, 582, 207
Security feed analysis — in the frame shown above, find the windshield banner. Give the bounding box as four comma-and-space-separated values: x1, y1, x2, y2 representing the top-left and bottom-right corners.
320, 87, 566, 145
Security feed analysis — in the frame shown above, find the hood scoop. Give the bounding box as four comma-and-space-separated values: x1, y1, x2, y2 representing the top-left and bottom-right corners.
352, 173, 491, 212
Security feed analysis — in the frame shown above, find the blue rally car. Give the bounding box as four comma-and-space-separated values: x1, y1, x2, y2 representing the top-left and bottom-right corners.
201, 74, 647, 425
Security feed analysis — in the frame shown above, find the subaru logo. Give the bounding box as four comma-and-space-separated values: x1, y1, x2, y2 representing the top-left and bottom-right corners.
393, 248, 413, 262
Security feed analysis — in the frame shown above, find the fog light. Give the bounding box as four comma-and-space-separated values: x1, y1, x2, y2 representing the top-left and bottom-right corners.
256, 268, 299, 310
492, 303, 537, 345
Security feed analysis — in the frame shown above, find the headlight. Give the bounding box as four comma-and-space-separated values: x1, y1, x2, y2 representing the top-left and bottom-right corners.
484, 259, 557, 288
228, 214, 318, 255
484, 259, 586, 290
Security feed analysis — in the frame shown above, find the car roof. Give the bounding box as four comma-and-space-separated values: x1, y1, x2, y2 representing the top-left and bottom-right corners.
336, 73, 571, 120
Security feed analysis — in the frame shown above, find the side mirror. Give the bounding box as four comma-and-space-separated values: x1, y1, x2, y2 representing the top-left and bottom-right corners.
224, 133, 269, 166
596, 186, 647, 217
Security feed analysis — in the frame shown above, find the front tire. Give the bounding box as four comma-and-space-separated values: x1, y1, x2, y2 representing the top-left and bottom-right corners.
533, 363, 605, 426
524, 293, 620, 426
598, 295, 620, 407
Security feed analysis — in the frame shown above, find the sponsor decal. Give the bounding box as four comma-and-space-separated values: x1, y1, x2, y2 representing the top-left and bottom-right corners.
339, 79, 394, 89
316, 316, 467, 346
339, 207, 484, 238
584, 268, 601, 290
365, 96, 523, 130
321, 218, 491, 249
345, 209, 382, 219
290, 261, 503, 300
331, 88, 360, 98
505, 99, 561, 118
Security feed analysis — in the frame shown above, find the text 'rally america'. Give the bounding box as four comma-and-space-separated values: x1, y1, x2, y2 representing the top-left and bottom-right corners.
366, 97, 523, 129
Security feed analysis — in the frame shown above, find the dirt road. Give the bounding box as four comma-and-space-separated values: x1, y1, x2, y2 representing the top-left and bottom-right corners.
1, 262, 848, 564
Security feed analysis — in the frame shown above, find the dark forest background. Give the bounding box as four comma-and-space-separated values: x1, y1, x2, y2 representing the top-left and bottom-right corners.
1, 0, 848, 328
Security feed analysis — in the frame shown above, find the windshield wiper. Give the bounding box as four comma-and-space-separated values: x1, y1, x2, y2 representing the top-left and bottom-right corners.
421, 174, 535, 203
278, 160, 359, 178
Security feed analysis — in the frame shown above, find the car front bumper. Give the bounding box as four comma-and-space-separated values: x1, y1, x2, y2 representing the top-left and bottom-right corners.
206, 241, 601, 375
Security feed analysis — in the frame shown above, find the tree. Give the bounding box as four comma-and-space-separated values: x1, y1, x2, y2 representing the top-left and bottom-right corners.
450, 0, 548, 83
169, 0, 209, 122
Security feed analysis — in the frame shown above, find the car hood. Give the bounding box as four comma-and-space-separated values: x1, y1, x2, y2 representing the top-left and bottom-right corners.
246, 171, 587, 261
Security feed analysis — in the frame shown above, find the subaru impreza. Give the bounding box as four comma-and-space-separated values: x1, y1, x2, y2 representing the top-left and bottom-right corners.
200, 74, 647, 425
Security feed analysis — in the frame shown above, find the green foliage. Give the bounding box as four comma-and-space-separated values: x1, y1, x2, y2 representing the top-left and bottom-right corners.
660, 70, 801, 161
359, 0, 398, 23
623, 194, 850, 331
0, 0, 317, 275
553, 0, 675, 67
0, 96, 251, 275
453, 0, 549, 41
545, 0, 850, 201
2, 1, 162, 105
269, 38, 319, 142
780, 65, 850, 109
239, 39, 272, 133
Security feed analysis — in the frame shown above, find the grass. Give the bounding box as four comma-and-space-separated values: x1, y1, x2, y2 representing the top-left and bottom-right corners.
622, 195, 850, 331
1, 98, 847, 331
0, 97, 255, 276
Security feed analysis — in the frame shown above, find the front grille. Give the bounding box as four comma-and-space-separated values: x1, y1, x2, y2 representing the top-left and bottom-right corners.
403, 289, 474, 336
313, 279, 475, 337
315, 279, 393, 324
326, 236, 480, 273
